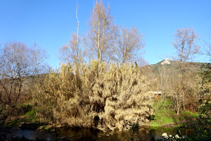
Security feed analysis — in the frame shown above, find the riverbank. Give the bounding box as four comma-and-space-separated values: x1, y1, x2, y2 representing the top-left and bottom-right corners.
0, 101, 201, 131
0, 114, 209, 141
0, 98, 209, 141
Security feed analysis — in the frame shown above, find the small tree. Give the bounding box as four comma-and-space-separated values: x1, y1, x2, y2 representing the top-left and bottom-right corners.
115, 26, 145, 65
0, 42, 47, 108
172, 27, 200, 62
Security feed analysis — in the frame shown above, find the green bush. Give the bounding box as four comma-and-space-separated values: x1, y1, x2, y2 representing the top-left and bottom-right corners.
181, 111, 199, 118
24, 109, 37, 122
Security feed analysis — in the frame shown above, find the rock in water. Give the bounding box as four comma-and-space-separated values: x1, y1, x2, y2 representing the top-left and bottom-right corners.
162, 133, 168, 139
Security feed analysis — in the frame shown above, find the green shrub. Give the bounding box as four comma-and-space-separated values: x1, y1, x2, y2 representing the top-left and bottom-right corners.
181, 111, 199, 118
7, 119, 19, 127
25, 110, 37, 121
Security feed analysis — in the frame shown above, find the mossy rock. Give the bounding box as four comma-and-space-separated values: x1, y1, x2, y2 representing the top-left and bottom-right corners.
37, 125, 54, 131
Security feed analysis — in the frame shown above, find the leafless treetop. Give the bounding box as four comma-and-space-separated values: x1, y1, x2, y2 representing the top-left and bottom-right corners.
172, 27, 200, 62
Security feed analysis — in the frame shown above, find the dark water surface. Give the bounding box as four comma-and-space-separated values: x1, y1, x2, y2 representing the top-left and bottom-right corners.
1, 127, 193, 141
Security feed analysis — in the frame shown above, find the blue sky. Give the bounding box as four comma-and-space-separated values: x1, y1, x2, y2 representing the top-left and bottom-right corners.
0, 0, 210, 69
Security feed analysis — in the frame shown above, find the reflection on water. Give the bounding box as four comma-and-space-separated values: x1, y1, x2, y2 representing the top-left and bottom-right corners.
2, 128, 53, 140
2, 126, 193, 141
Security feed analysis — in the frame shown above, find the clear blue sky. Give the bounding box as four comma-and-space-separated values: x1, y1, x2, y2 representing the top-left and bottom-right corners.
0, 0, 210, 69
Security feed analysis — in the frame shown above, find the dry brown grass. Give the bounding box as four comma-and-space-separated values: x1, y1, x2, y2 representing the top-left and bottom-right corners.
33, 60, 153, 131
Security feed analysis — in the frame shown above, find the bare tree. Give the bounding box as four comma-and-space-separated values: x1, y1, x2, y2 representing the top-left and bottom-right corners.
59, 33, 85, 66
114, 26, 145, 65
85, 0, 117, 63
172, 27, 201, 62
59, 0, 86, 71
171, 27, 201, 111
0, 42, 47, 107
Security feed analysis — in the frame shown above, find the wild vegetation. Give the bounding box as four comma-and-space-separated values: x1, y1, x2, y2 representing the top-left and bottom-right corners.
0, 0, 211, 140
33, 60, 154, 131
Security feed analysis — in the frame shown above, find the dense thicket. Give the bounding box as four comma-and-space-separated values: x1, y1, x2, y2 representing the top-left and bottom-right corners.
33, 60, 154, 131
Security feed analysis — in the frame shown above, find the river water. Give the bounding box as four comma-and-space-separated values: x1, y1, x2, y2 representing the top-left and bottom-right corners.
1, 127, 193, 141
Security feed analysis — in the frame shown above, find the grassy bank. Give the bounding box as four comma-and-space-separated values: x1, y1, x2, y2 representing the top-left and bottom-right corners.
150, 100, 199, 128
0, 102, 41, 128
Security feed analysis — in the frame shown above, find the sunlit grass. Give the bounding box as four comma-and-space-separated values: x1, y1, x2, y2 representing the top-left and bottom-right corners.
150, 112, 176, 127
150, 100, 200, 128
181, 110, 199, 118
150, 100, 177, 127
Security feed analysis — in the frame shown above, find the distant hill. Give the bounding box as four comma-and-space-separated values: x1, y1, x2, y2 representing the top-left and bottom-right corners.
150, 58, 210, 75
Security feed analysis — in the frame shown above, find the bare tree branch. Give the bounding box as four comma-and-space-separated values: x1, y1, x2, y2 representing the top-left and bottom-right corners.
172, 27, 201, 62
114, 25, 145, 65
0, 42, 47, 107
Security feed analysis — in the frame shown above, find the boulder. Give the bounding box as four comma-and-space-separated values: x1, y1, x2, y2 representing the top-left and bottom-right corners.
162, 133, 168, 139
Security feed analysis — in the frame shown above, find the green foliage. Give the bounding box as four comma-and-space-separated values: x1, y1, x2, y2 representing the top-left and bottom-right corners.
21, 103, 32, 108
150, 116, 175, 127
7, 119, 19, 127
197, 63, 211, 126
155, 100, 173, 108
40, 126, 45, 130
25, 110, 36, 118
39, 125, 52, 131
23, 108, 38, 122
150, 100, 175, 126
181, 111, 199, 118
151, 100, 201, 127
26, 109, 36, 117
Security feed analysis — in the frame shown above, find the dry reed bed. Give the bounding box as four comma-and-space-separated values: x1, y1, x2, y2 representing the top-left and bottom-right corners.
33, 60, 154, 131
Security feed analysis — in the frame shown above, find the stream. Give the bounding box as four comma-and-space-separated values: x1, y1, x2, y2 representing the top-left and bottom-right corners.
1, 126, 193, 141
